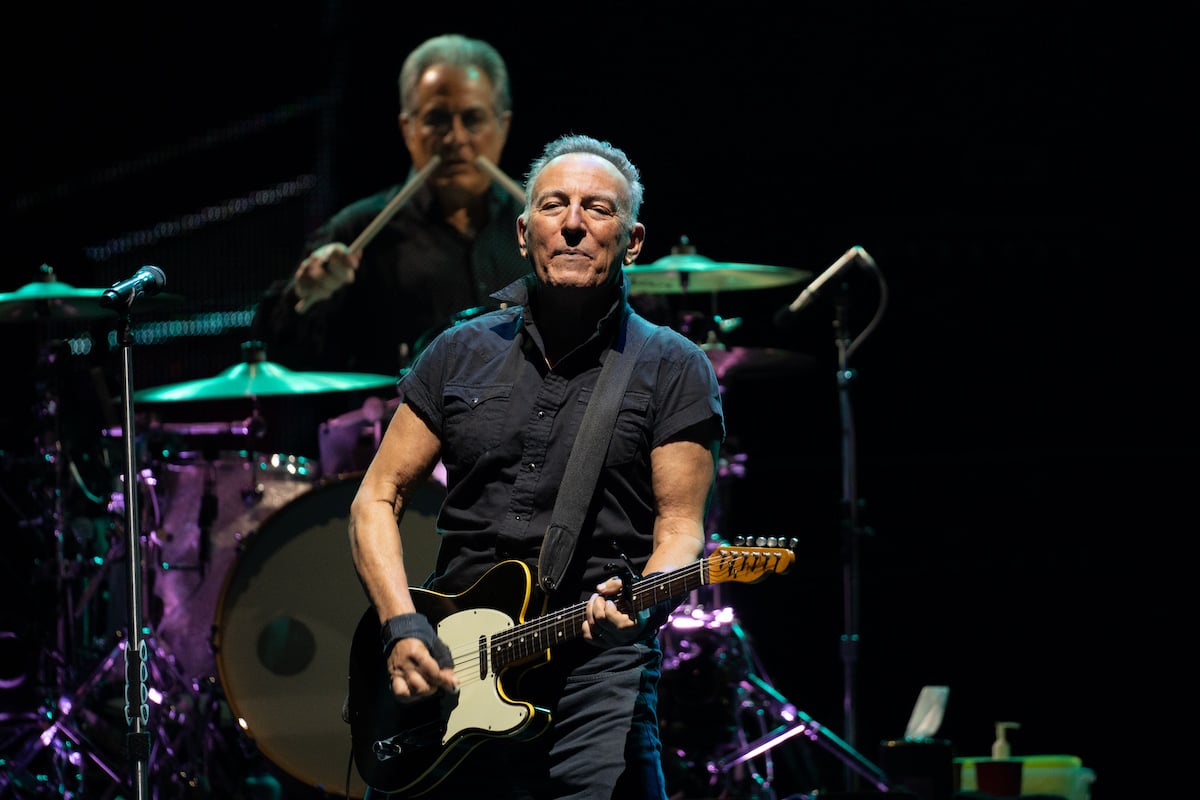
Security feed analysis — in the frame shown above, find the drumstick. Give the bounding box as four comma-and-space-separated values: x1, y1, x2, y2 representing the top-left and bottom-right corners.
348, 155, 442, 254
475, 155, 526, 203
295, 155, 442, 313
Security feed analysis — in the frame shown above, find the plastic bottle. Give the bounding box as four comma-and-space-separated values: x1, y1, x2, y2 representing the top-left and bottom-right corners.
991, 721, 1021, 759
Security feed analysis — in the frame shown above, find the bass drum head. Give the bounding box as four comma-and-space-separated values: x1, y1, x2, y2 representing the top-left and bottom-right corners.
212, 472, 443, 798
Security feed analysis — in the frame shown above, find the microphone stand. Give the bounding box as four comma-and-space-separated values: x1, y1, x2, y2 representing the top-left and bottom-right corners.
834, 286, 866, 792
112, 307, 151, 800
777, 246, 886, 794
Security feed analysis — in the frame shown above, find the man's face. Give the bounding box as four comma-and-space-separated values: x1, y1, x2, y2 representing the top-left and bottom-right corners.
400, 64, 510, 199
517, 153, 644, 289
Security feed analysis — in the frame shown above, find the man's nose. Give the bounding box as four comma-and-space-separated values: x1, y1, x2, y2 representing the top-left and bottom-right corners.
441, 115, 472, 144
563, 202, 585, 227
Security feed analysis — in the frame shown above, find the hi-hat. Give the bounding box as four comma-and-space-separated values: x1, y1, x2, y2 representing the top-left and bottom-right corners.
0, 273, 183, 322
626, 253, 810, 295
134, 361, 398, 402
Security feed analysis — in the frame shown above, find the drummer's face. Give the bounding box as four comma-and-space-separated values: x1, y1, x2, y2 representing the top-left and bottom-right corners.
400, 65, 510, 202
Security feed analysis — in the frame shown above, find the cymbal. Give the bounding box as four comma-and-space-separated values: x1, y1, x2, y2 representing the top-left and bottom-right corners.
626, 253, 810, 295
702, 345, 816, 381
0, 277, 184, 321
133, 361, 398, 402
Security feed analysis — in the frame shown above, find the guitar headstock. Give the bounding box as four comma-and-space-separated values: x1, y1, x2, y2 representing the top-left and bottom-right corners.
708, 537, 798, 584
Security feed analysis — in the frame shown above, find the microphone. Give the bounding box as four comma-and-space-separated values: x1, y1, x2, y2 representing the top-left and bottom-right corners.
784, 246, 876, 315
100, 265, 166, 310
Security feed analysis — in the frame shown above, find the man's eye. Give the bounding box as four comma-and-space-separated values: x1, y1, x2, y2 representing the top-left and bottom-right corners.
461, 111, 488, 130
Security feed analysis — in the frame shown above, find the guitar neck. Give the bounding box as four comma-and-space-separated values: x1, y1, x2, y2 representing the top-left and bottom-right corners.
491, 544, 794, 670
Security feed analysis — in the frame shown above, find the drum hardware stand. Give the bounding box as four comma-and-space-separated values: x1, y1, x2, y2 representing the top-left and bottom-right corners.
149, 461, 220, 582
0, 334, 203, 797
0, 626, 213, 799
0, 341, 126, 798
687, 623, 890, 800
707, 673, 890, 798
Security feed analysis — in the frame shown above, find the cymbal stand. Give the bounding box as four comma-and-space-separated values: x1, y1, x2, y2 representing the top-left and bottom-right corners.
1, 338, 166, 797
699, 452, 746, 611
0, 624, 211, 799
701, 622, 890, 799
0, 645, 126, 799
39, 340, 74, 685
0, 340, 126, 798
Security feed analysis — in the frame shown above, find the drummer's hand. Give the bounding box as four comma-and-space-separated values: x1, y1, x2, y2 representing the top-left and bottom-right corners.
386, 638, 459, 702
293, 243, 362, 313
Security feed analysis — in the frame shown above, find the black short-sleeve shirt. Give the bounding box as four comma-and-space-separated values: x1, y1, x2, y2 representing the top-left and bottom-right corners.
399, 276, 725, 601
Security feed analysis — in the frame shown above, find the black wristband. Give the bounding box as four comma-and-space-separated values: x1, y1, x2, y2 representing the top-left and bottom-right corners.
380, 612, 453, 669
639, 571, 685, 634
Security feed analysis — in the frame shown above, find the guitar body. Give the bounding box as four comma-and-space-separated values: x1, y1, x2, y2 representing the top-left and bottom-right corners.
346, 543, 796, 796
347, 560, 552, 796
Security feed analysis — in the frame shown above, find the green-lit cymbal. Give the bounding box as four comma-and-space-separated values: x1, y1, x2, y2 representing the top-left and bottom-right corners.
0, 277, 183, 321
133, 361, 397, 402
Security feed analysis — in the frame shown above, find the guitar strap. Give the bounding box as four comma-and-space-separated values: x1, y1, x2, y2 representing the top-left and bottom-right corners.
537, 309, 655, 595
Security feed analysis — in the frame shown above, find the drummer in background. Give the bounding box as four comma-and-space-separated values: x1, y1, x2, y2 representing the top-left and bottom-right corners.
252, 32, 529, 375
249, 33, 530, 460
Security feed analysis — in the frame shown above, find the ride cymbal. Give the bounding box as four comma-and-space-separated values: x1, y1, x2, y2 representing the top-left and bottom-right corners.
133, 361, 398, 402
0, 276, 183, 322
625, 253, 810, 295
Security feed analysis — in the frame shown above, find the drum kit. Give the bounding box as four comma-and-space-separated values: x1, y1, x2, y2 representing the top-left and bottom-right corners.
0, 250, 826, 799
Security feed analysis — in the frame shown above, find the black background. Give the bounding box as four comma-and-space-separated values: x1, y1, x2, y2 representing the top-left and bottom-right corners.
2, 3, 1179, 798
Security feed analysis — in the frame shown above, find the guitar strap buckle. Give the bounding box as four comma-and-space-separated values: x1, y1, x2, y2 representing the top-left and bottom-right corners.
538, 523, 575, 594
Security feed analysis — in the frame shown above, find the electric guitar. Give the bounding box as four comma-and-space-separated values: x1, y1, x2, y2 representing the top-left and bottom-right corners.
346, 540, 796, 796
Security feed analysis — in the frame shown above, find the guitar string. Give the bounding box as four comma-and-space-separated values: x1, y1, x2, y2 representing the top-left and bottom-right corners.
412, 548, 789, 695
432, 559, 715, 683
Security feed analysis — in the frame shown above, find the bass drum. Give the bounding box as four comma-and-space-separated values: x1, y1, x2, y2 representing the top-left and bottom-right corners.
212, 472, 444, 798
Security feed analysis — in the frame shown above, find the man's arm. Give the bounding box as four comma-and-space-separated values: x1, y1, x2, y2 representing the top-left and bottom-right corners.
349, 401, 457, 698
584, 434, 718, 643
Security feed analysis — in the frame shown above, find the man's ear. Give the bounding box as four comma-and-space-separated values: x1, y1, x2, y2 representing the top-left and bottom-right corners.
624, 222, 646, 264
516, 216, 528, 257
398, 112, 416, 149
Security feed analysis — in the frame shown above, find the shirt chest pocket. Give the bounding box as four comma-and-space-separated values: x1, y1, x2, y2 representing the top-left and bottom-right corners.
604, 390, 652, 467
443, 383, 513, 463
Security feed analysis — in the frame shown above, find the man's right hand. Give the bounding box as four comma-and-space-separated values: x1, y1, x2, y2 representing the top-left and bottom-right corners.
386, 637, 459, 702
292, 242, 362, 313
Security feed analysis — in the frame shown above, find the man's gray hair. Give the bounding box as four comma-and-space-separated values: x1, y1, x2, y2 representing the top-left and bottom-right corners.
521, 134, 644, 226
398, 34, 512, 115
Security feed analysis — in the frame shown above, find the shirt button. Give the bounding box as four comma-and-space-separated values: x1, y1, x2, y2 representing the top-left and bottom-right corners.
537, 410, 545, 418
